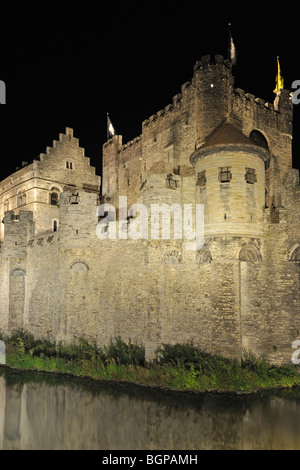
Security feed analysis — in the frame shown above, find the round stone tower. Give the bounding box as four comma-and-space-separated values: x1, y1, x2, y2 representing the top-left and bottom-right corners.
193, 55, 234, 146
190, 122, 269, 239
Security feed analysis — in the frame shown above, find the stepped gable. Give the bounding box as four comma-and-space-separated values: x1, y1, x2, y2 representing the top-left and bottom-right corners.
201, 122, 255, 149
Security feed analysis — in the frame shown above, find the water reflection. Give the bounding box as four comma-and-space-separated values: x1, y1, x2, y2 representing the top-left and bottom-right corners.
1, 367, 300, 450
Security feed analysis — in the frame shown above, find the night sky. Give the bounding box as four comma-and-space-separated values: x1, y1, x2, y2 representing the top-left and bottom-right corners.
0, 3, 299, 182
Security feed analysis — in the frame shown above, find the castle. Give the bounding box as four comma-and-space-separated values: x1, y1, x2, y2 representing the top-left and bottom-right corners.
0, 54, 299, 365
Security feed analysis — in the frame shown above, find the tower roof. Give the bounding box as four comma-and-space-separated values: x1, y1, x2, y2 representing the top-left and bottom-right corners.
190, 121, 269, 165
200, 122, 254, 149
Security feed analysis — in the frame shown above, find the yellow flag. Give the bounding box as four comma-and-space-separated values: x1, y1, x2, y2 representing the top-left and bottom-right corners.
273, 56, 284, 94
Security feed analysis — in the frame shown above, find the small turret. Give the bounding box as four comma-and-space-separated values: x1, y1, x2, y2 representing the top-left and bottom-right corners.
2, 211, 35, 257
191, 122, 269, 238
102, 135, 123, 205
193, 54, 234, 146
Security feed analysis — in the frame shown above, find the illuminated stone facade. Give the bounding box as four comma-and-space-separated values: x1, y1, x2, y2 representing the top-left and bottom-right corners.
0, 54, 299, 365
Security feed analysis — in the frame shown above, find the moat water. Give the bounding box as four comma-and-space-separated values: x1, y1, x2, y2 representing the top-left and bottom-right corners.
1, 367, 300, 450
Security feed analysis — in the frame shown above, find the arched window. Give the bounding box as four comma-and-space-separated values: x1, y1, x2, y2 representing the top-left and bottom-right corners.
51, 192, 58, 205
17, 193, 22, 207
239, 245, 262, 263
71, 261, 89, 272
50, 188, 60, 206
250, 129, 270, 169
11, 268, 26, 277
249, 130, 269, 150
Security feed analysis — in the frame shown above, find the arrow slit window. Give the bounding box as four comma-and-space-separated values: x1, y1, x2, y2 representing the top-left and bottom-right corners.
245, 168, 257, 184
196, 170, 206, 187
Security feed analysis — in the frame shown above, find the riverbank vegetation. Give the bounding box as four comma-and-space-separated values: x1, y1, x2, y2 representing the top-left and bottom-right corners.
1, 330, 300, 393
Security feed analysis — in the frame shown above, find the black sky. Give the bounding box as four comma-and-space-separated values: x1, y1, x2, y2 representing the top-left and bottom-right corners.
0, 2, 299, 180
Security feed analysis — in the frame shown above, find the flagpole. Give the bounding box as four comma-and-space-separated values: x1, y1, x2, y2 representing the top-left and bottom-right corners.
107, 113, 109, 142
228, 23, 231, 63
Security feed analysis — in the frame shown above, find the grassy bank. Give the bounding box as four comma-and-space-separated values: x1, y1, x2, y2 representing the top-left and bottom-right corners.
1, 331, 300, 393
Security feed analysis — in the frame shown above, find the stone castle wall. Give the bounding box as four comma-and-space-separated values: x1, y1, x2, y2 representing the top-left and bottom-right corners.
1, 173, 300, 365
0, 55, 299, 365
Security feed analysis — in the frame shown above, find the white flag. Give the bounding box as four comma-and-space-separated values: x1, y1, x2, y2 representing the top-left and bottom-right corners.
107, 114, 115, 137
230, 36, 237, 65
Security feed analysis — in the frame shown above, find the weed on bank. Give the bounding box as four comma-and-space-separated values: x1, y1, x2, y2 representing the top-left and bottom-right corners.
1, 331, 300, 393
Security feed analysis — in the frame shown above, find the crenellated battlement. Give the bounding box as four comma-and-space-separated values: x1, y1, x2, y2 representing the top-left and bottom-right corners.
193, 54, 232, 71
233, 87, 287, 115
3, 210, 34, 226
120, 135, 142, 152
102, 52, 293, 214
142, 93, 183, 129
139, 65, 217, 132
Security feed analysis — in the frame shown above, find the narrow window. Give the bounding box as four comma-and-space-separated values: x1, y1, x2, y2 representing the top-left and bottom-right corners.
50, 192, 59, 205
66, 161, 69, 169
53, 220, 58, 232
196, 170, 206, 187
219, 167, 232, 183
70, 162, 73, 170
17, 193, 22, 207
245, 168, 257, 184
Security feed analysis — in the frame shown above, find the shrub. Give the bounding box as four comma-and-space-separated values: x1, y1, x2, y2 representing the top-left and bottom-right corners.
155, 341, 200, 367
155, 341, 232, 375
56, 338, 104, 362
241, 351, 270, 377
104, 336, 145, 366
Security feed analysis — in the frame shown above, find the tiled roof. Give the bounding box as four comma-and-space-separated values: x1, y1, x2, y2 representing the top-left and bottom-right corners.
201, 123, 255, 149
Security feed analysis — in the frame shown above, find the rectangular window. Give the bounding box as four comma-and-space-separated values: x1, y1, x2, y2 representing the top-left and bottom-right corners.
69, 193, 79, 204
50, 192, 59, 205
167, 178, 178, 189
245, 168, 257, 184
219, 167, 232, 183
66, 161, 74, 170
196, 170, 206, 187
